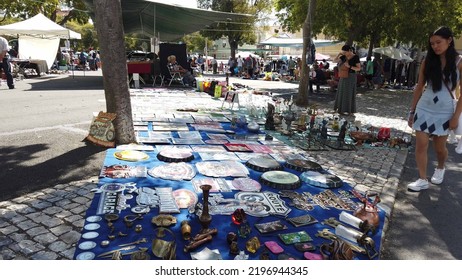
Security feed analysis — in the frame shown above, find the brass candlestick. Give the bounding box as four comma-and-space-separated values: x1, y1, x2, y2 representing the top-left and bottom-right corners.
199, 184, 212, 231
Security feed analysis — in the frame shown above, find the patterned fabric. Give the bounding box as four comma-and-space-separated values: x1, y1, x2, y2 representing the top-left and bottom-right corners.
412, 59, 461, 136
334, 72, 357, 114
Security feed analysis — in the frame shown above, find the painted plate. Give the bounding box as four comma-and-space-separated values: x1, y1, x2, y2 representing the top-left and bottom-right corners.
114, 150, 149, 161
232, 178, 262, 192
86, 215, 102, 223
78, 241, 97, 251
84, 223, 101, 231
260, 170, 301, 190
172, 189, 198, 208
81, 231, 99, 239
76, 251, 96, 260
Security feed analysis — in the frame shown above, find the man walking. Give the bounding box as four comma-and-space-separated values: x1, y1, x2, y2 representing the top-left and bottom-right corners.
0, 36, 14, 89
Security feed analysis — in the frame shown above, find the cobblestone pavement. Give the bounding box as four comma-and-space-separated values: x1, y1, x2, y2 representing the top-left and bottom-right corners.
0, 82, 414, 260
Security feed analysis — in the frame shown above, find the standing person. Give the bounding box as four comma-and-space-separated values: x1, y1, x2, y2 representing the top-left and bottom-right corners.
365, 57, 374, 89
197, 54, 205, 73
211, 54, 218, 74
407, 26, 462, 192
288, 56, 296, 77
236, 55, 244, 77
0, 36, 14, 89
333, 45, 361, 115
245, 55, 254, 78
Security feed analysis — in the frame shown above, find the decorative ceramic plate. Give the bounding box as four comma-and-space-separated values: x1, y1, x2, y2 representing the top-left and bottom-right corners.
300, 171, 343, 189
172, 189, 198, 208
99, 183, 126, 193
81, 232, 99, 239
246, 156, 282, 172
75, 252, 96, 260
157, 148, 194, 162
285, 159, 322, 172
260, 171, 301, 190
232, 178, 262, 192
114, 150, 149, 161
78, 241, 97, 251
86, 215, 102, 223
84, 223, 101, 231
148, 162, 196, 180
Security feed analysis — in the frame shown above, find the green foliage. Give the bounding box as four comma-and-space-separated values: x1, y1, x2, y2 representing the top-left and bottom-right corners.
197, 0, 273, 55
181, 33, 214, 54
276, 0, 462, 49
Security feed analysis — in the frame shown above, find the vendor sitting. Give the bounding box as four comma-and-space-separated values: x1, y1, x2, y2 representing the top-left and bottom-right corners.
309, 64, 326, 93
167, 55, 195, 86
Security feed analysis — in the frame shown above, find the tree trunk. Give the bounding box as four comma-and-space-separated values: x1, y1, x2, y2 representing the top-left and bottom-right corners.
296, 0, 316, 107
93, 0, 135, 144
230, 40, 238, 59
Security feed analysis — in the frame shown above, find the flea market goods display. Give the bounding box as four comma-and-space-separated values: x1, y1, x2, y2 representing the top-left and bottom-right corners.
74, 145, 384, 260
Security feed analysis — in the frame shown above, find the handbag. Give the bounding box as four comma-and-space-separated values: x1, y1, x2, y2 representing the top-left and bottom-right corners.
443, 80, 462, 135
338, 62, 349, 78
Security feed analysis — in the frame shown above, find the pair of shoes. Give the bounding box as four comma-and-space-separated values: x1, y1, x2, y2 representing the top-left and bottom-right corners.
407, 178, 429, 192
9, 86, 14, 89
430, 168, 445, 184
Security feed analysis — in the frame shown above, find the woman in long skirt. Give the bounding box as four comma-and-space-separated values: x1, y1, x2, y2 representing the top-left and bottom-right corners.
333, 45, 361, 115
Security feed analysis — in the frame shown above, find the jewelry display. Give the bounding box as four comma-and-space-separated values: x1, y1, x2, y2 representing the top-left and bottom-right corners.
151, 214, 177, 227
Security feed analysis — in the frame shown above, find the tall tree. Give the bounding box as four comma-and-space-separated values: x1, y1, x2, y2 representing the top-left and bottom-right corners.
295, 0, 316, 107
197, 0, 272, 59
92, 0, 135, 144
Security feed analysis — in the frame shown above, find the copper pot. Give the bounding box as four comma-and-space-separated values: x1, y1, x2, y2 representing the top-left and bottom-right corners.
354, 203, 380, 228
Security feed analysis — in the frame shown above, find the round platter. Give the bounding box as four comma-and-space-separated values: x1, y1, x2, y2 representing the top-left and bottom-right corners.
78, 241, 97, 251
246, 157, 283, 172
260, 171, 301, 190
86, 215, 102, 223
148, 162, 196, 181
84, 223, 101, 231
232, 178, 262, 192
114, 150, 149, 161
157, 148, 194, 162
81, 231, 99, 239
285, 159, 322, 172
300, 171, 343, 189
76, 252, 96, 260
172, 189, 198, 208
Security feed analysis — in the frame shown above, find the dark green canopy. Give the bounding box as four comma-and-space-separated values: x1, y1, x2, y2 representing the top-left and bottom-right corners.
85, 0, 252, 42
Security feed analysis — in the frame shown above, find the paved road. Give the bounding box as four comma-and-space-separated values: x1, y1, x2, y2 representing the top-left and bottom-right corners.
0, 71, 461, 260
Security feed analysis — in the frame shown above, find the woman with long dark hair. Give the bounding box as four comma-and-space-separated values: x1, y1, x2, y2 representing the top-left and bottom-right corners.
407, 26, 462, 192
333, 45, 361, 115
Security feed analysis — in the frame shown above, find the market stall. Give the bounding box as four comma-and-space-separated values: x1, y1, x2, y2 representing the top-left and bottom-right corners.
74, 111, 385, 261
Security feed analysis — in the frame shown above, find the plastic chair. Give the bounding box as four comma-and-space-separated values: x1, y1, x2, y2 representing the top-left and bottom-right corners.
167, 66, 185, 87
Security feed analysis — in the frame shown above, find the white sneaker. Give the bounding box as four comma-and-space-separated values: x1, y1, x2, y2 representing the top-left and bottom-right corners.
430, 168, 445, 185
455, 140, 462, 154
407, 178, 429, 192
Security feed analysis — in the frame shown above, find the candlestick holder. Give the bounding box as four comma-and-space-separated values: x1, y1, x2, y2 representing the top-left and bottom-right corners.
199, 184, 212, 231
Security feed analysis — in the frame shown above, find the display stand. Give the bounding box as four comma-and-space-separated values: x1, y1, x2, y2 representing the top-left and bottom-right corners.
221, 91, 239, 111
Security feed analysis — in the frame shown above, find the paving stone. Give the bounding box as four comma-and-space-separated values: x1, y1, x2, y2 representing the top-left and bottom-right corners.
10, 196, 31, 204
63, 193, 78, 200
54, 184, 68, 190
72, 196, 90, 205
8, 233, 27, 243
25, 212, 51, 223
55, 210, 73, 219
0, 236, 13, 247
0, 225, 19, 235
16, 219, 38, 231
6, 203, 29, 212
71, 219, 84, 228
55, 199, 72, 208
0, 218, 9, 227
0, 248, 16, 260
60, 230, 81, 245
61, 202, 80, 210
30, 251, 59, 260
64, 214, 82, 224
33, 233, 59, 245
16, 206, 37, 215
48, 241, 72, 253
60, 247, 76, 260
31, 200, 52, 210
69, 205, 87, 215
26, 226, 49, 236
41, 217, 64, 228
17, 240, 46, 256
40, 195, 63, 203
49, 224, 73, 236
42, 206, 64, 215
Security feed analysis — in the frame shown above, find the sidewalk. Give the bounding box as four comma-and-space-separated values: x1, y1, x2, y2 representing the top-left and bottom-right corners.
0, 74, 413, 259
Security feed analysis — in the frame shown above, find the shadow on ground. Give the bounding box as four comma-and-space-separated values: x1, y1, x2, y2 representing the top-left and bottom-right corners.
0, 143, 106, 201
25, 74, 104, 91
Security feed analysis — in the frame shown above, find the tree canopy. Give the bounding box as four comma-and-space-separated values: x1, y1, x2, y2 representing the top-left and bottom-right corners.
276, 0, 462, 50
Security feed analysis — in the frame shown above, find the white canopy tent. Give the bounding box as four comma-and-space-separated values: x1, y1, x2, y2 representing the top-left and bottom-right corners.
0, 13, 81, 70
